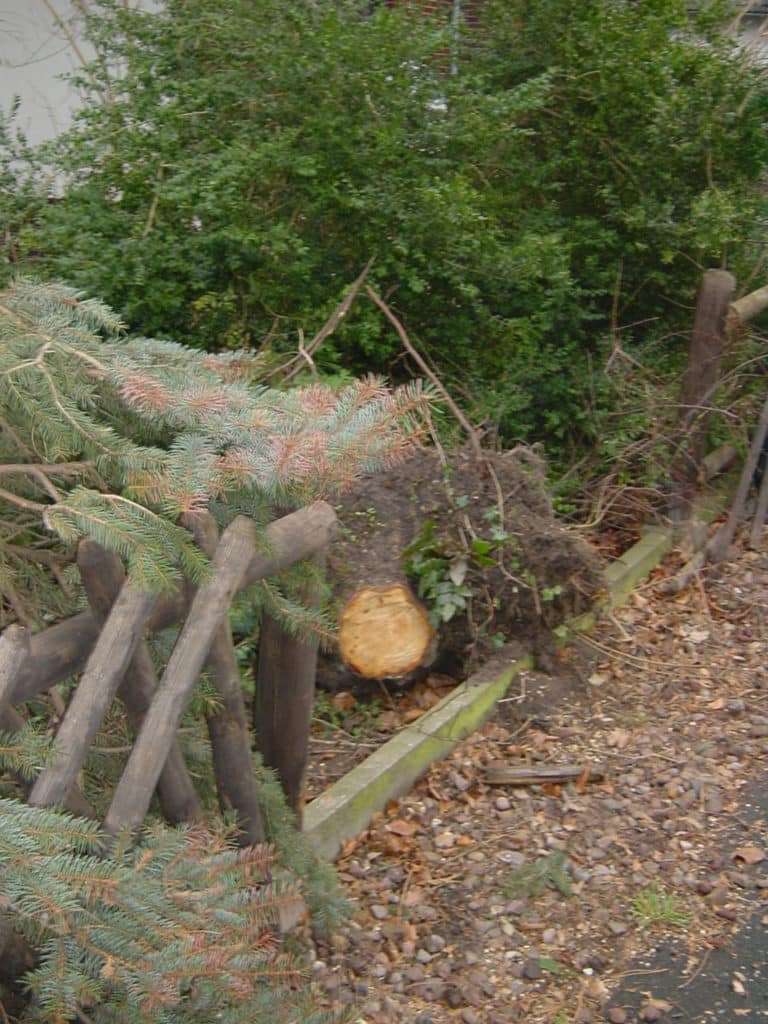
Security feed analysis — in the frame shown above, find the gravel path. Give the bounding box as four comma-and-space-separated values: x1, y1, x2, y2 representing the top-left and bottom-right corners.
305, 535, 768, 1023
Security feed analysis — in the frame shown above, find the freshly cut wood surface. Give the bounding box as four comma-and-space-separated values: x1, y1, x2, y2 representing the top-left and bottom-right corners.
338, 583, 434, 679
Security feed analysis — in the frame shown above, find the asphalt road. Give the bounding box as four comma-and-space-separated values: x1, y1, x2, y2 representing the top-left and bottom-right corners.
607, 777, 768, 1023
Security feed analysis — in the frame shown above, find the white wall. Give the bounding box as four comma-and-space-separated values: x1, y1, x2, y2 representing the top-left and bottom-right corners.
0, 1, 97, 143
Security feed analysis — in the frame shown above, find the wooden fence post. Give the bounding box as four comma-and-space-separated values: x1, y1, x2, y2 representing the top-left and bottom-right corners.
0, 625, 29, 711
77, 540, 203, 825
103, 516, 257, 837
29, 585, 160, 810
181, 511, 265, 846
12, 502, 338, 704
670, 269, 736, 521
255, 550, 326, 826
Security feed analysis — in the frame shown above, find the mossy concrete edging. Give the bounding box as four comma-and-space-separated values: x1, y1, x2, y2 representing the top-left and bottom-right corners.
303, 523, 678, 861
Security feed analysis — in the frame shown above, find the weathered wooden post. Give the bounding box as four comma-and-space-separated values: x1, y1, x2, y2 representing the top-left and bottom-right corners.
254, 550, 326, 825
29, 584, 160, 810
182, 511, 265, 846
103, 516, 258, 839
77, 540, 203, 825
670, 269, 736, 521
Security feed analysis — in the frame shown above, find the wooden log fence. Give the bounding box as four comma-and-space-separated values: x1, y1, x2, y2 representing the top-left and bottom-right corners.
665, 270, 768, 591
0, 501, 338, 844
77, 540, 203, 825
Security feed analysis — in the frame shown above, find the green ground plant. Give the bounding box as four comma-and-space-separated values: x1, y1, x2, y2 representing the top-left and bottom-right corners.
499, 849, 573, 899
630, 883, 693, 930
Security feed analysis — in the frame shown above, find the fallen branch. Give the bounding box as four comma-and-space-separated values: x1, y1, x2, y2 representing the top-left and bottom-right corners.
484, 764, 605, 786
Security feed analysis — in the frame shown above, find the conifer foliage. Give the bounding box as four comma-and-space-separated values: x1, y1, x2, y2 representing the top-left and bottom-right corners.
0, 276, 427, 624
0, 795, 347, 1024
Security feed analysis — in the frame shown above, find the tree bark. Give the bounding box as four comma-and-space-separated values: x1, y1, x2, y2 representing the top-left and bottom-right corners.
29, 584, 160, 810
670, 269, 736, 521
12, 502, 338, 703
255, 550, 326, 825
103, 516, 257, 837
77, 539, 202, 825
749, 449, 768, 549
181, 512, 263, 845
0, 624, 29, 709
728, 282, 768, 332
0, 915, 37, 1008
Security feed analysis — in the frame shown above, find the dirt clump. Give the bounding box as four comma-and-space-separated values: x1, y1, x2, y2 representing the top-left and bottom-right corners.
319, 445, 603, 691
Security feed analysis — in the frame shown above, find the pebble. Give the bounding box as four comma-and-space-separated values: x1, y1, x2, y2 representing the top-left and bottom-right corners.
370, 904, 389, 920
607, 1010, 628, 1024
462, 1011, 482, 1024
423, 933, 447, 953
522, 958, 542, 980
405, 964, 425, 982
417, 979, 447, 1001
495, 796, 511, 811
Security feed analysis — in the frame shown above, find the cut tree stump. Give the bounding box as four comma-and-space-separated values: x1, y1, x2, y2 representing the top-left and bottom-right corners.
338, 583, 434, 679
76, 539, 203, 825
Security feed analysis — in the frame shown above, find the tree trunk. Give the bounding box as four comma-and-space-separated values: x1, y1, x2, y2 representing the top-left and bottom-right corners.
255, 550, 326, 824
13, 502, 337, 703
77, 539, 203, 825
181, 512, 264, 845
0, 916, 37, 1015
670, 269, 736, 521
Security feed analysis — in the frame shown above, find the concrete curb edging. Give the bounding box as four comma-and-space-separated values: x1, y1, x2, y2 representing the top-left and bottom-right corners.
302, 522, 682, 861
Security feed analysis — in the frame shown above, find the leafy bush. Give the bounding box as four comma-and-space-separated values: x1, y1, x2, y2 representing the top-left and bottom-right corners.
6, 0, 768, 447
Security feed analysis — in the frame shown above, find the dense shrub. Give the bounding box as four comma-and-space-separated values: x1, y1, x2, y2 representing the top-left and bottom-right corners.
6, 0, 768, 447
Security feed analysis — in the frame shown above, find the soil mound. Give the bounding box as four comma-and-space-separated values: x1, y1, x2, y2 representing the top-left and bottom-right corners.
319, 445, 604, 690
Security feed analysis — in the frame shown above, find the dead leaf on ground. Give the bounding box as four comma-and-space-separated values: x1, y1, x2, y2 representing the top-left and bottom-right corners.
732, 845, 765, 865
377, 709, 402, 732
332, 691, 357, 712
386, 818, 419, 837
402, 707, 426, 723
606, 727, 632, 749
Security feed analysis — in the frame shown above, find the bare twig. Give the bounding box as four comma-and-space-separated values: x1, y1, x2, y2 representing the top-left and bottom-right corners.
366, 285, 483, 463
296, 328, 318, 382
277, 259, 376, 382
